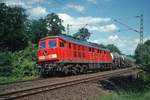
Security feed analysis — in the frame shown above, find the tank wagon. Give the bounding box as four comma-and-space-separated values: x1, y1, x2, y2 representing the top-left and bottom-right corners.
36, 34, 133, 77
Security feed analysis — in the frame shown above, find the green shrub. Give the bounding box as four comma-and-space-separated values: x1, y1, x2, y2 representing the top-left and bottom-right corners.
11, 44, 38, 77
0, 44, 38, 78
0, 52, 13, 76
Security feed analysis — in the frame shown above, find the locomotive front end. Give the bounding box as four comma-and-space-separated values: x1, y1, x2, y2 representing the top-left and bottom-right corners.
36, 37, 59, 77
36, 38, 58, 62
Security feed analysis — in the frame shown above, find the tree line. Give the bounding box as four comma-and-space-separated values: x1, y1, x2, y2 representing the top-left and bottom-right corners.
0, 3, 121, 53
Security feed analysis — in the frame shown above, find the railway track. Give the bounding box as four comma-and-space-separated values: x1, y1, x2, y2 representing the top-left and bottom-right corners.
0, 67, 140, 100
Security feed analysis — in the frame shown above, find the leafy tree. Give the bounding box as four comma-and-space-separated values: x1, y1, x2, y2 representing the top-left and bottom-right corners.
145, 40, 150, 46
25, 18, 48, 43
0, 3, 28, 51
25, 12, 65, 43
106, 44, 121, 54
135, 44, 143, 64
46, 13, 65, 35
73, 28, 92, 40
135, 40, 150, 70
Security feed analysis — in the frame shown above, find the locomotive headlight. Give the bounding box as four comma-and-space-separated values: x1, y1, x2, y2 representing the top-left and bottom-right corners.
47, 54, 57, 58
39, 56, 45, 59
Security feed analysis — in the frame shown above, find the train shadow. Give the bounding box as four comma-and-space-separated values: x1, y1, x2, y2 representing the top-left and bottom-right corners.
97, 75, 147, 94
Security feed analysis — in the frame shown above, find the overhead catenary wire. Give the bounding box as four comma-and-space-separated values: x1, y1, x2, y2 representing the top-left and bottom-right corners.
52, 0, 89, 34
53, 0, 143, 39
87, 0, 141, 34
113, 19, 140, 34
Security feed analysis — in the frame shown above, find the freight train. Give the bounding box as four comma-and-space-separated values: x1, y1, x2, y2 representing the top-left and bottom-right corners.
36, 34, 134, 77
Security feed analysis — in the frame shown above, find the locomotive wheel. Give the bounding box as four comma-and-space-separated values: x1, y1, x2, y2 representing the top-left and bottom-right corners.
82, 65, 88, 73
64, 69, 69, 75
39, 71, 47, 78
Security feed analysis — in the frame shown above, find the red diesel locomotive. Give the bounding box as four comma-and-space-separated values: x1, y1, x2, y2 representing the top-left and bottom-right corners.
36, 34, 132, 77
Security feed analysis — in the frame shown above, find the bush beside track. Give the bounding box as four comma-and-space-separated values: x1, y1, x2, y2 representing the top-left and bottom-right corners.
0, 44, 38, 83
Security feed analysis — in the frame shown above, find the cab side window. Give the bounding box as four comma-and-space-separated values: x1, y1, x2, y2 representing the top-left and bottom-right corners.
74, 44, 76, 49
89, 47, 91, 52
92, 48, 94, 52
69, 43, 71, 48
60, 42, 65, 47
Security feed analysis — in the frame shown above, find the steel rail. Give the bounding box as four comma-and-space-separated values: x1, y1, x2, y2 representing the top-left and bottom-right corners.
0, 67, 138, 100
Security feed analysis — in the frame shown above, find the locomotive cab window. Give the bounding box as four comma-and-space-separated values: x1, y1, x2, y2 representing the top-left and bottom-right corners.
39, 41, 46, 49
60, 42, 65, 47
48, 40, 56, 47
78, 45, 80, 50
69, 43, 71, 48
89, 47, 91, 52
74, 44, 76, 49
92, 48, 94, 52
99, 50, 101, 53
82, 46, 84, 51
97, 50, 99, 53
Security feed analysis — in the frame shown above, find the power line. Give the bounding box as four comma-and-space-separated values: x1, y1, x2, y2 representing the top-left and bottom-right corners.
85, 1, 141, 34
113, 17, 144, 46
113, 15, 144, 63
53, 0, 88, 35
113, 19, 140, 33
117, 29, 133, 32
113, 15, 144, 46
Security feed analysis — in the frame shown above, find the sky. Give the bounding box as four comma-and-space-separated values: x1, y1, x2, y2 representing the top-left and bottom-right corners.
1, 0, 150, 55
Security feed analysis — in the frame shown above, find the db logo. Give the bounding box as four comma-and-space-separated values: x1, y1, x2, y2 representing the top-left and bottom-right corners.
43, 50, 48, 56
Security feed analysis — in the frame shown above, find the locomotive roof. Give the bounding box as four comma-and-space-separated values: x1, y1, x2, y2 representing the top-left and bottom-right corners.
40, 34, 110, 52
